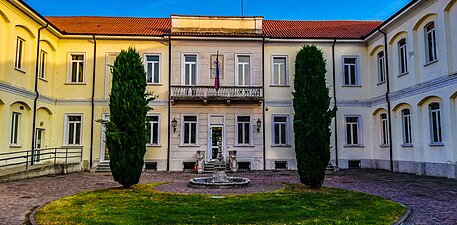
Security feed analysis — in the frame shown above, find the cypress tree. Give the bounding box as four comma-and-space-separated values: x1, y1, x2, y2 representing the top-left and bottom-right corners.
293, 45, 336, 188
105, 47, 154, 188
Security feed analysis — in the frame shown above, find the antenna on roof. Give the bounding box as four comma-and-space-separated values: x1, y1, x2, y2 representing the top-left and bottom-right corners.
241, 0, 244, 16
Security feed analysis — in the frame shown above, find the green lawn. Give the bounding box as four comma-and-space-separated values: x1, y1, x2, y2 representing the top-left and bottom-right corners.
35, 183, 405, 225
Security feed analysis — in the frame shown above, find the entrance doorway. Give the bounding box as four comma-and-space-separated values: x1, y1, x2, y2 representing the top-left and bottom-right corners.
100, 114, 110, 162
34, 128, 44, 162
209, 125, 223, 160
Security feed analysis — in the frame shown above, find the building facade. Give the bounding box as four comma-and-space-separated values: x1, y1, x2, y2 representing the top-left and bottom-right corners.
0, 0, 456, 178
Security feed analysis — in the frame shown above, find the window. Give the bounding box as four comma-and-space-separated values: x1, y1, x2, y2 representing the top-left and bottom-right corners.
273, 115, 289, 145
272, 56, 288, 85
380, 113, 389, 145
377, 51, 386, 83
401, 109, 412, 145
65, 114, 82, 145
237, 116, 251, 145
210, 54, 224, 79
10, 112, 21, 145
183, 54, 197, 85
15, 37, 25, 70
39, 50, 47, 79
424, 22, 437, 63
182, 116, 197, 145
145, 55, 160, 84
398, 38, 408, 74
429, 103, 442, 144
345, 116, 361, 145
69, 54, 85, 83
236, 55, 251, 86
146, 115, 160, 145
343, 57, 358, 86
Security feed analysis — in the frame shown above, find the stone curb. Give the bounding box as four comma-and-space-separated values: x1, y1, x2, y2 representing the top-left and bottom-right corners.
29, 202, 48, 225
394, 203, 412, 225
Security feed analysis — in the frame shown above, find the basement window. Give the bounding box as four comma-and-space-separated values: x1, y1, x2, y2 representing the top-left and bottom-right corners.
238, 162, 251, 171
275, 161, 288, 170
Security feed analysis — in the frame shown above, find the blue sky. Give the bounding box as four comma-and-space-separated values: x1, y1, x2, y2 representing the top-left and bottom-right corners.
24, 0, 411, 20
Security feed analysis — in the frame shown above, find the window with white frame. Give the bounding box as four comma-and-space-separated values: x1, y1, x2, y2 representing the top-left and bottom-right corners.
424, 22, 437, 63
145, 55, 160, 84
65, 114, 82, 145
380, 113, 389, 145
345, 116, 361, 145
237, 116, 251, 145
429, 102, 442, 144
10, 112, 21, 145
377, 51, 386, 83
398, 38, 408, 74
236, 55, 251, 86
401, 109, 412, 145
182, 116, 197, 145
146, 115, 160, 145
15, 37, 25, 70
69, 54, 85, 83
273, 115, 289, 145
272, 56, 287, 85
183, 54, 197, 85
343, 57, 358, 86
39, 50, 47, 79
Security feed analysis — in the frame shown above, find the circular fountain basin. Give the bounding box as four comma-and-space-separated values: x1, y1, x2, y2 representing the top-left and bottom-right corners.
188, 177, 251, 189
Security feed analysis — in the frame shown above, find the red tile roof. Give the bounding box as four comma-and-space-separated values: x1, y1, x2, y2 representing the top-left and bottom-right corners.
45, 16, 382, 39
263, 20, 382, 39
45, 16, 171, 36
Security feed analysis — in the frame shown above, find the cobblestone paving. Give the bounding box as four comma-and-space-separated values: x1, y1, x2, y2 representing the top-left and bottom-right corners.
0, 170, 456, 224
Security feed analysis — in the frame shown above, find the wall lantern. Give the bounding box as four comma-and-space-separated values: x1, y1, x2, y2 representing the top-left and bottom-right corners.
171, 118, 178, 133
256, 119, 262, 133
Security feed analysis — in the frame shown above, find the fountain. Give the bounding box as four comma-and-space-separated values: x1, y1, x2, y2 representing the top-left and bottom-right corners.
188, 143, 250, 189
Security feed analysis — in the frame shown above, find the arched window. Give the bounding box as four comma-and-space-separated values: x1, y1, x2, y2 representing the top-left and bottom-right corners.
377, 51, 386, 83
380, 113, 389, 145
401, 109, 412, 145
428, 102, 442, 143
424, 22, 437, 63
397, 38, 408, 75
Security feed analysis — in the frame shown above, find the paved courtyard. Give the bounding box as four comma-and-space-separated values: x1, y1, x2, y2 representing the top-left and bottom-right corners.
0, 169, 456, 225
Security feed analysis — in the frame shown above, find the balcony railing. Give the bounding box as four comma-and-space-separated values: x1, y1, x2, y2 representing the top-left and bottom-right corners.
0, 147, 83, 169
171, 86, 263, 104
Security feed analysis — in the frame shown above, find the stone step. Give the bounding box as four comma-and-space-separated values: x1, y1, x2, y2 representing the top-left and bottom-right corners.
95, 162, 111, 173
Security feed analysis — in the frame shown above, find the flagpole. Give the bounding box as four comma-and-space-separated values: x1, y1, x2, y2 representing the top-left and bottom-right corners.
241, 0, 244, 16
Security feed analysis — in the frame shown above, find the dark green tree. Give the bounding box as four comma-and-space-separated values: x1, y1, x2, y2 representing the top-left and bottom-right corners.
293, 45, 336, 188
105, 47, 154, 188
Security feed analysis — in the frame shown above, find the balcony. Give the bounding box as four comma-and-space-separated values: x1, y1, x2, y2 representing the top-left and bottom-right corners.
170, 86, 263, 105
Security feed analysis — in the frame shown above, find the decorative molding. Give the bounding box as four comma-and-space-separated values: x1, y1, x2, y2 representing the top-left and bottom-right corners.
264, 100, 292, 107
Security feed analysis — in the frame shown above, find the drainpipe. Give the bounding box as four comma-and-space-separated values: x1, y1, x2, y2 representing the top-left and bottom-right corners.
379, 29, 394, 172
89, 35, 97, 168
332, 38, 339, 168
166, 35, 172, 171
31, 23, 48, 165
262, 36, 266, 170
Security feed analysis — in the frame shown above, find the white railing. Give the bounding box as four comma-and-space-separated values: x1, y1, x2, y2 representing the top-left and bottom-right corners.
171, 86, 263, 100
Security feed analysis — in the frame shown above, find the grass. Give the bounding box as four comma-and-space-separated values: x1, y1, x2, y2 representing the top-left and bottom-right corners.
35, 183, 406, 225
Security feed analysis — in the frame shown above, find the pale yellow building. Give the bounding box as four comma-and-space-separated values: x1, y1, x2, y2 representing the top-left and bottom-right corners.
1, 0, 457, 178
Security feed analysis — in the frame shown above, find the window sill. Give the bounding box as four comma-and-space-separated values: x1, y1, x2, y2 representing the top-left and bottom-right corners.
341, 85, 362, 88
343, 145, 365, 148
397, 72, 409, 77
146, 144, 161, 147
14, 67, 26, 73
379, 144, 390, 148
147, 83, 163, 86
39, 78, 48, 82
271, 145, 292, 148
10, 144, 22, 148
179, 144, 200, 147
269, 84, 290, 87
424, 59, 438, 67
61, 145, 83, 147
377, 81, 386, 86
234, 144, 255, 148
64, 82, 86, 85
401, 144, 413, 148
429, 143, 444, 147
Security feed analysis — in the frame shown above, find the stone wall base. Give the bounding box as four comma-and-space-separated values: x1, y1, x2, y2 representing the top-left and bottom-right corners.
0, 162, 82, 183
